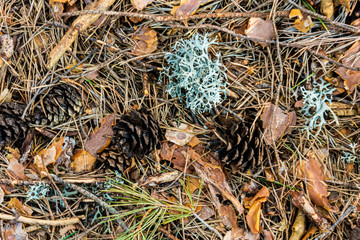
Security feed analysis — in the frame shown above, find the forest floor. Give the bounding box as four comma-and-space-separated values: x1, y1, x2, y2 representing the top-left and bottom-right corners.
0, 0, 360, 239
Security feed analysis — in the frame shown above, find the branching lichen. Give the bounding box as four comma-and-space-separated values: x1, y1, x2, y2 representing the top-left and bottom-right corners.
341, 143, 359, 163
161, 33, 228, 113
299, 79, 339, 136
26, 183, 50, 201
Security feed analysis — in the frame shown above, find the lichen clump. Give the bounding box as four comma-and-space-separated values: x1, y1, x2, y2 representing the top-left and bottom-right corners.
299, 79, 339, 136
162, 33, 228, 112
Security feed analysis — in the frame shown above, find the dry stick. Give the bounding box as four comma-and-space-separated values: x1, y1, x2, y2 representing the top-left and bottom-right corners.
47, 0, 116, 69
60, 10, 290, 22
165, 23, 360, 71
50, 174, 128, 231
0, 178, 103, 186
0, 213, 81, 226
287, 0, 360, 34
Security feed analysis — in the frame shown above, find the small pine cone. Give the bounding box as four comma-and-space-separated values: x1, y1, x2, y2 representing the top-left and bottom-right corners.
97, 148, 132, 172
0, 102, 29, 147
112, 109, 163, 158
34, 84, 83, 126
215, 121, 263, 170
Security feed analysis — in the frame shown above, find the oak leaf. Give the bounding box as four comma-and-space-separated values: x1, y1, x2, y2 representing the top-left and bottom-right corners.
335, 41, 360, 93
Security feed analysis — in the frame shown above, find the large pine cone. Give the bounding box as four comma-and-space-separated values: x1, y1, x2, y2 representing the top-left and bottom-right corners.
0, 102, 29, 148
34, 84, 83, 126
112, 109, 163, 158
215, 121, 263, 170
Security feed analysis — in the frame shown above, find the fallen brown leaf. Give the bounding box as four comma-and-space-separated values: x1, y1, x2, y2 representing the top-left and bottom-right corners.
261, 103, 296, 145
335, 41, 360, 93
8, 198, 33, 216
245, 187, 269, 234
321, 0, 334, 19
244, 18, 275, 47
131, 0, 154, 10
84, 114, 116, 156
289, 9, 314, 33
6, 148, 26, 180
197, 206, 215, 221
171, 0, 210, 16
4, 223, 28, 240
71, 149, 97, 172
165, 123, 195, 146
131, 26, 158, 56
139, 171, 181, 187
219, 204, 238, 229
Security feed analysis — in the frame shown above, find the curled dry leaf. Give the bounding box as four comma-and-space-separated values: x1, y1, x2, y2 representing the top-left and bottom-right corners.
245, 187, 270, 234
219, 204, 238, 229
0, 88, 12, 103
244, 18, 275, 47
131, 0, 154, 10
335, 41, 360, 93
84, 114, 116, 156
131, 26, 158, 56
139, 171, 181, 187
289, 9, 314, 33
0, 186, 4, 204
321, 0, 334, 19
261, 103, 296, 145
6, 147, 26, 180
71, 149, 97, 172
295, 151, 338, 212
171, 0, 210, 16
197, 205, 215, 221
8, 198, 33, 216
165, 123, 195, 146
33, 137, 65, 177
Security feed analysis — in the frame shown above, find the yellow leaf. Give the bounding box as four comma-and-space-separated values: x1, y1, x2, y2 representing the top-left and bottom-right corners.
71, 150, 97, 172
0, 88, 12, 103
289, 9, 303, 20
321, 0, 334, 19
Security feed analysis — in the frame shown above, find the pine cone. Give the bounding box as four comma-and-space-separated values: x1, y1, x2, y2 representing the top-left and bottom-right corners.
112, 109, 163, 158
34, 84, 83, 126
0, 102, 29, 147
215, 121, 263, 170
97, 148, 132, 172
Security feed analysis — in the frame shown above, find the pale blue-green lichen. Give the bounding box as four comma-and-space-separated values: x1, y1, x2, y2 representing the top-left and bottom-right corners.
299, 79, 339, 136
341, 143, 359, 163
161, 33, 228, 113
26, 183, 50, 201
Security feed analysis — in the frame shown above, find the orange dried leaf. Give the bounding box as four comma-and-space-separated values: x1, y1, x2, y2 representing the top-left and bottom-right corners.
131, 26, 158, 56
8, 198, 33, 216
289, 9, 303, 20
335, 41, 360, 93
244, 18, 275, 47
245, 187, 269, 234
293, 16, 314, 33
171, 0, 210, 16
71, 149, 97, 172
261, 103, 296, 145
84, 114, 116, 156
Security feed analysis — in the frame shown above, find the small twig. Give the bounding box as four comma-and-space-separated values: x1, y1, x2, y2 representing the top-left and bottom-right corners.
314, 205, 356, 240
0, 213, 82, 226
50, 174, 128, 231
60, 10, 290, 22
193, 212, 223, 239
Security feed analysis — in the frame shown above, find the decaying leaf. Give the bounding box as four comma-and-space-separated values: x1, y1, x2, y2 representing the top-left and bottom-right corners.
4, 223, 28, 240
8, 198, 33, 216
261, 103, 296, 145
139, 171, 181, 187
289, 9, 314, 33
33, 137, 65, 178
245, 187, 269, 234
6, 148, 26, 180
131, 0, 154, 10
0, 88, 12, 103
224, 228, 245, 240
160, 142, 195, 172
165, 123, 196, 146
71, 149, 97, 172
244, 18, 275, 47
171, 0, 210, 16
219, 204, 238, 228
131, 26, 158, 56
197, 205, 215, 220
84, 114, 116, 156
335, 41, 360, 93
321, 0, 334, 19
295, 150, 338, 212
289, 210, 306, 240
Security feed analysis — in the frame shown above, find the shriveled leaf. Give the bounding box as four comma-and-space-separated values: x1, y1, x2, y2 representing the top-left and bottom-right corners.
296, 151, 337, 212
84, 114, 116, 156
131, 26, 158, 56
352, 18, 360, 28
245, 187, 269, 234
165, 123, 195, 146
289, 9, 303, 20
71, 149, 97, 172
4, 223, 28, 240
261, 103, 296, 145
139, 171, 181, 187
56, 137, 75, 166
224, 228, 245, 240
197, 206, 215, 220
6, 148, 26, 180
8, 198, 33, 216
171, 0, 210, 16
0, 88, 12, 103
33, 137, 65, 178
244, 18, 275, 47
335, 41, 360, 93
321, 0, 334, 19
160, 142, 195, 173
219, 204, 238, 228
131, 0, 154, 10
289, 10, 314, 33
